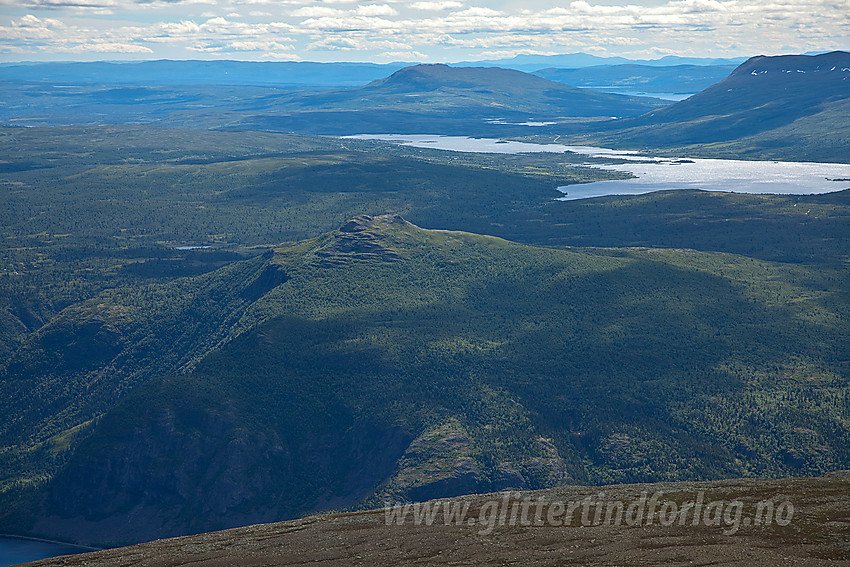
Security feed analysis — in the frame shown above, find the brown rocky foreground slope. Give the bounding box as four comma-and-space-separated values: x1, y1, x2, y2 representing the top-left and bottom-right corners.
26, 472, 850, 566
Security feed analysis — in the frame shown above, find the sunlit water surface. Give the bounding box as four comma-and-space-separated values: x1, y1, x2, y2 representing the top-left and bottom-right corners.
344, 134, 850, 200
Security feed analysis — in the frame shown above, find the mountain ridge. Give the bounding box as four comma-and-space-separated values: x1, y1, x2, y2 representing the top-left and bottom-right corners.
368, 64, 584, 92
453, 52, 748, 71
0, 54, 750, 87
596, 51, 850, 145
533, 63, 736, 95
230, 64, 668, 134
3, 215, 848, 547
0, 62, 668, 134
578, 51, 850, 161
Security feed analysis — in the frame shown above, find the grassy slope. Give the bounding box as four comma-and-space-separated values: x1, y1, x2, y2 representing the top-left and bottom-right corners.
686, 98, 850, 163
23, 473, 850, 566
3, 215, 846, 545
582, 97, 850, 164
576, 52, 850, 162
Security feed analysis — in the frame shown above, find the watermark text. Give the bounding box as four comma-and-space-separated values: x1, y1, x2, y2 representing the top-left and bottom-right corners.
384, 491, 794, 536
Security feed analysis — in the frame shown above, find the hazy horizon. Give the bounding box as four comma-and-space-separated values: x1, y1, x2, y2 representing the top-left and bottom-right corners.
0, 51, 754, 65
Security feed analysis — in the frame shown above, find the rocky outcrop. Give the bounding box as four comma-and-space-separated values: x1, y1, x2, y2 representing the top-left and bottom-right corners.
314, 215, 407, 266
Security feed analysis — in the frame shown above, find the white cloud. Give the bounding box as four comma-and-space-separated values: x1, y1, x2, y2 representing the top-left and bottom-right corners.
355, 4, 398, 16
227, 39, 293, 50
55, 41, 153, 52
410, 1, 463, 9
17, 14, 59, 27
478, 48, 557, 58
0, 0, 848, 62
307, 36, 361, 50
450, 6, 502, 16
568, 1, 630, 15
152, 20, 201, 36
379, 49, 427, 60
299, 15, 398, 31
291, 4, 397, 20
290, 6, 343, 17
263, 51, 299, 59
0, 0, 116, 13
202, 16, 229, 26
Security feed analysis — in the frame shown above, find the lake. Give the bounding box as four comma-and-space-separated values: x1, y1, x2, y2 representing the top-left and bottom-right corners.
585, 89, 694, 101
344, 134, 850, 201
0, 536, 91, 566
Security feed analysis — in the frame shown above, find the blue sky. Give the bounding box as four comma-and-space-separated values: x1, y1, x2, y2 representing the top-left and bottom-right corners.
1, 0, 848, 63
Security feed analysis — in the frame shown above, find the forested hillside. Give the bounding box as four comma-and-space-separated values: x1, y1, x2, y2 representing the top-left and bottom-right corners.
2, 214, 847, 546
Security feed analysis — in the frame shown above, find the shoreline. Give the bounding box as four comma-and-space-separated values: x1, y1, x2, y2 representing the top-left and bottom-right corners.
0, 534, 102, 552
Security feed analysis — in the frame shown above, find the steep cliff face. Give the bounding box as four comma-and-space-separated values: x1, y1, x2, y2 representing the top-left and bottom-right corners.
40, 380, 413, 546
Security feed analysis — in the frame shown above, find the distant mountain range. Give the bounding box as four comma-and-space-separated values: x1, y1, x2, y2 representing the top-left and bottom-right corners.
281, 63, 663, 114
0, 62, 667, 134
534, 64, 736, 96
455, 52, 748, 72
1, 52, 848, 159
0, 53, 749, 87
232, 64, 667, 134
0, 60, 408, 87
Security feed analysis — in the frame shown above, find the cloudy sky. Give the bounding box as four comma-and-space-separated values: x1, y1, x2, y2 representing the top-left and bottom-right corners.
0, 0, 848, 63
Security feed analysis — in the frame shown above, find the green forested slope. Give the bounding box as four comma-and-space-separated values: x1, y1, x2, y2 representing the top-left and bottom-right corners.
2, 215, 846, 546
0, 125, 616, 361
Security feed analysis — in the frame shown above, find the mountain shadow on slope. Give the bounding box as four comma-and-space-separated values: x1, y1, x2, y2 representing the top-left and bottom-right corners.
2, 216, 846, 546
